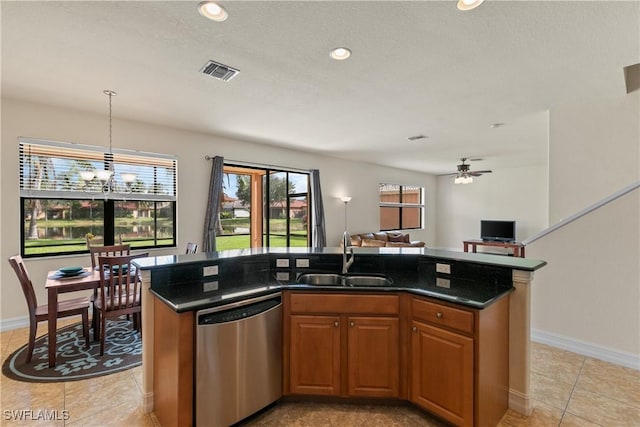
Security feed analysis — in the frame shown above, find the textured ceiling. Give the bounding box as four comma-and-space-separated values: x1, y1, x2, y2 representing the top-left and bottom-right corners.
2, 1, 638, 175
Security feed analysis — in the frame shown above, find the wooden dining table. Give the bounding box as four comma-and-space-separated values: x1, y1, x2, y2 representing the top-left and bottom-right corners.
45, 267, 100, 367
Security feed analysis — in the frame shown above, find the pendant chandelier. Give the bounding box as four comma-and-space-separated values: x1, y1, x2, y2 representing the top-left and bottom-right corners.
80, 90, 136, 195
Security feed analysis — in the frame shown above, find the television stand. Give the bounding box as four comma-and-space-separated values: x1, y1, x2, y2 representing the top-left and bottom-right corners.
463, 239, 526, 258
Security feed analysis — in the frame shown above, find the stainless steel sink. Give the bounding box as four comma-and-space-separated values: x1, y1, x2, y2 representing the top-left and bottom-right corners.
296, 273, 393, 287
344, 275, 393, 287
296, 273, 344, 286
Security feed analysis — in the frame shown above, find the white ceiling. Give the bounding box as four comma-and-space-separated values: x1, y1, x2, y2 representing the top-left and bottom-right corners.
2, 1, 638, 175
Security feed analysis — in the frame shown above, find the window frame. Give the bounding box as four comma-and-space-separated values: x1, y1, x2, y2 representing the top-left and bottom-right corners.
19, 137, 177, 258
378, 183, 424, 231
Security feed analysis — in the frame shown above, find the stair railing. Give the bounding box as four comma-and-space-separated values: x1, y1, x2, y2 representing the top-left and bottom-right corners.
522, 181, 640, 246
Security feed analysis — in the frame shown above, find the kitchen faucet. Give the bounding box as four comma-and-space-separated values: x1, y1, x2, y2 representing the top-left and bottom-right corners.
342, 230, 354, 275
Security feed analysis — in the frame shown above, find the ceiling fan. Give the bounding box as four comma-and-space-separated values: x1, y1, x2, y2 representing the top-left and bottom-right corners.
441, 158, 492, 184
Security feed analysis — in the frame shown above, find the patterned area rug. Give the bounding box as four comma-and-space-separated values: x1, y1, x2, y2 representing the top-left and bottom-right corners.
2, 318, 141, 383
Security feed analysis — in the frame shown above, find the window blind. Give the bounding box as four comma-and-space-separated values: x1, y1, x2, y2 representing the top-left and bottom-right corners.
379, 184, 422, 207
19, 137, 177, 202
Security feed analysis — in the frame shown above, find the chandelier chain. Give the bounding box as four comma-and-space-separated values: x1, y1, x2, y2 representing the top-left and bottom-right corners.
108, 92, 112, 153
102, 89, 117, 154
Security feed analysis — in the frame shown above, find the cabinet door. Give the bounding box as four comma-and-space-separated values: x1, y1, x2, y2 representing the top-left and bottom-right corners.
411, 320, 473, 427
289, 315, 341, 395
347, 316, 400, 398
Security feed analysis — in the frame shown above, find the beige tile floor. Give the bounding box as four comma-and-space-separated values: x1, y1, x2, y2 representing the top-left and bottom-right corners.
1, 317, 639, 426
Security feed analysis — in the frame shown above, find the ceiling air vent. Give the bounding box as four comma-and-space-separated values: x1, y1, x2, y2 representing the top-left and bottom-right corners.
200, 60, 240, 82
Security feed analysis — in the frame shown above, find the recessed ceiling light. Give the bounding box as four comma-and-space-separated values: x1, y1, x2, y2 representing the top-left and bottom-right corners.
330, 47, 352, 61
198, 1, 228, 22
457, 0, 485, 11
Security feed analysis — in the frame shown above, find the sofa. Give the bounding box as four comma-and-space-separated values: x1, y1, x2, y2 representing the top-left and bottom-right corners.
348, 231, 425, 247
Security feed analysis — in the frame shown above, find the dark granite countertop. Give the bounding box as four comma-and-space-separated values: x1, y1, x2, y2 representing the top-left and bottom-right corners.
142, 247, 542, 313
134, 247, 547, 271
150, 274, 513, 312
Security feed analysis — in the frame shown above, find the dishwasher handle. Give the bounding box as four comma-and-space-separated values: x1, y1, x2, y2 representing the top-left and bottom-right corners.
198, 294, 281, 325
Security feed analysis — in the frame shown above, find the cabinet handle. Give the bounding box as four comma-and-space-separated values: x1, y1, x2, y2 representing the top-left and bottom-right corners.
350, 321, 355, 327
412, 326, 417, 333
334, 321, 339, 327
436, 312, 443, 319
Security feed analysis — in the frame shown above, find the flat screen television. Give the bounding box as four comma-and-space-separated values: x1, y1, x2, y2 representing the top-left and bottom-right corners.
480, 220, 516, 242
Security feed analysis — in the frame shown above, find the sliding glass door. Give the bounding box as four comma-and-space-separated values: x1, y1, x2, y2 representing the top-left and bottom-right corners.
216, 165, 309, 250
263, 171, 309, 247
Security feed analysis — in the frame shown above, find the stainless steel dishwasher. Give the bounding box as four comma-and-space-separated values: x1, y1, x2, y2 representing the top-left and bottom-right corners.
196, 293, 282, 427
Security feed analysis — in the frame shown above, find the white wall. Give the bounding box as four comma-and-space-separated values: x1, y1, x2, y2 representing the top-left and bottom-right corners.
0, 98, 436, 323
528, 93, 640, 366
548, 94, 640, 223
435, 164, 549, 251
527, 192, 639, 361
434, 92, 640, 367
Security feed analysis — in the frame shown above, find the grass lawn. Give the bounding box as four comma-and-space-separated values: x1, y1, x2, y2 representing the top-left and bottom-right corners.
23, 238, 175, 256
216, 234, 308, 251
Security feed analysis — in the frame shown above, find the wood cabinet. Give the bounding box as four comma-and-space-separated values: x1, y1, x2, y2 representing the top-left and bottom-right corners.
411, 320, 473, 426
285, 292, 402, 398
289, 315, 341, 395
153, 296, 194, 427
347, 316, 399, 397
152, 289, 509, 427
410, 295, 510, 427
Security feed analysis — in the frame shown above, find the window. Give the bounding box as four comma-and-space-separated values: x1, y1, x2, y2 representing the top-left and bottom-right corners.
19, 138, 177, 257
379, 183, 423, 231
216, 164, 310, 251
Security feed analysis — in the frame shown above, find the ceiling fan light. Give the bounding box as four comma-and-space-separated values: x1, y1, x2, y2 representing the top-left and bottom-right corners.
457, 0, 485, 11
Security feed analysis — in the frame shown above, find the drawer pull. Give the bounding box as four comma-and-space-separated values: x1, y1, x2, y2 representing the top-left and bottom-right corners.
350, 321, 355, 327
334, 321, 339, 327
412, 326, 418, 333
436, 312, 443, 319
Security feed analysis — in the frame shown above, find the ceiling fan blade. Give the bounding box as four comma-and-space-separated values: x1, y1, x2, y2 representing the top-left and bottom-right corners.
471, 170, 492, 174
437, 172, 459, 177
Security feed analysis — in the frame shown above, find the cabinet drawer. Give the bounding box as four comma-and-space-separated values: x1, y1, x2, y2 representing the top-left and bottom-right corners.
290, 293, 399, 315
412, 298, 474, 335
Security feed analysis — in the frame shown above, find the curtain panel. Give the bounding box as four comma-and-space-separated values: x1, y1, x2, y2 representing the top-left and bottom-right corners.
310, 169, 327, 248
203, 156, 224, 252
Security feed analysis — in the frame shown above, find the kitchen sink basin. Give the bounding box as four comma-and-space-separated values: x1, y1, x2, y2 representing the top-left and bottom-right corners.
296, 273, 344, 286
296, 273, 393, 287
344, 275, 393, 287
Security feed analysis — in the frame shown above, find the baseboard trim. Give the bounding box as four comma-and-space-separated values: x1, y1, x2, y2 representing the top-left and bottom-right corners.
142, 391, 154, 414
508, 388, 531, 416
531, 328, 639, 371
0, 316, 28, 332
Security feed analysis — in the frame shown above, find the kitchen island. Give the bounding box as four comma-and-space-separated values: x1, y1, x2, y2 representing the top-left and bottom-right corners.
135, 247, 546, 426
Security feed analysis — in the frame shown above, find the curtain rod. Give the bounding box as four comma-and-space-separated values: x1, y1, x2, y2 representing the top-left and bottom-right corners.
204, 155, 311, 174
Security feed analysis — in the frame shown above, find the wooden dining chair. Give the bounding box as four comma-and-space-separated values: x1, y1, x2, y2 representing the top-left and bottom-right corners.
88, 243, 131, 270
88, 244, 131, 334
8, 255, 90, 362
185, 242, 198, 254
95, 253, 148, 355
